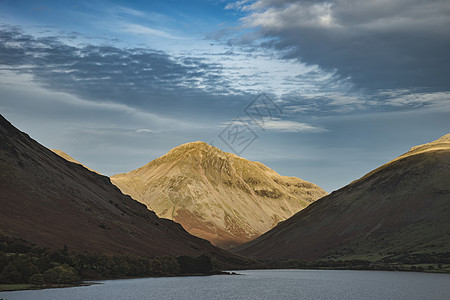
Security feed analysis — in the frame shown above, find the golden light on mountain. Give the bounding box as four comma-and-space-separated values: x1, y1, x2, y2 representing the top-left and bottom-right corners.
51, 149, 100, 174
111, 141, 327, 249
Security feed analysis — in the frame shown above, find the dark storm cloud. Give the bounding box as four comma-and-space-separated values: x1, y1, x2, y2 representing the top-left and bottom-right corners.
236, 0, 450, 91
0, 25, 243, 115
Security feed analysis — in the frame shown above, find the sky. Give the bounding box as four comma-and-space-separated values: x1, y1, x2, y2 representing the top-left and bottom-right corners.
1, 0, 449, 192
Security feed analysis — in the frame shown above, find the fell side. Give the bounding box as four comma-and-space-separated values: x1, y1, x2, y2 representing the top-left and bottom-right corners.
0, 114, 243, 264
234, 134, 450, 265
111, 141, 327, 249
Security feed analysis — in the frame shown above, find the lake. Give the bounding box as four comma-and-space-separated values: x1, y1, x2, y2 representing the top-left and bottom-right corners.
1, 269, 450, 300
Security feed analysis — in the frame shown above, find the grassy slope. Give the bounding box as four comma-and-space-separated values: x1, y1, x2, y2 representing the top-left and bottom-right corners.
111, 141, 327, 249
0, 114, 245, 265
234, 135, 450, 265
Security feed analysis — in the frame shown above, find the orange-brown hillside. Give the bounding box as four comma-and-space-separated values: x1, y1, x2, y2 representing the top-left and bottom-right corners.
111, 141, 327, 249
51, 149, 100, 174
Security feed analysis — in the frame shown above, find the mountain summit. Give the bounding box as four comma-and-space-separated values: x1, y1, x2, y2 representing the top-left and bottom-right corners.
234, 134, 450, 261
112, 141, 327, 249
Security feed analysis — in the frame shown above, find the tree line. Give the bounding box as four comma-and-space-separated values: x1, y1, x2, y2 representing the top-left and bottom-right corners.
0, 235, 214, 286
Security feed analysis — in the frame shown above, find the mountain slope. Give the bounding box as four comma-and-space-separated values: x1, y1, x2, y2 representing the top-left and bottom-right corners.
51, 149, 99, 174
234, 134, 450, 261
111, 142, 327, 249
0, 114, 238, 261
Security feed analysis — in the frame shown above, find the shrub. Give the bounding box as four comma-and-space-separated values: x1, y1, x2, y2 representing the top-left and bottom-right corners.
0, 263, 21, 283
30, 273, 45, 286
44, 265, 80, 284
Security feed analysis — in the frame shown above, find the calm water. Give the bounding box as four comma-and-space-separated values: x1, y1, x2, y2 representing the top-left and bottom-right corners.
1, 269, 450, 300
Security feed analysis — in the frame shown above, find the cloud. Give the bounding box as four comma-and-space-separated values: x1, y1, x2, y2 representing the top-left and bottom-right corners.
381, 90, 450, 108
0, 24, 364, 120
282, 89, 450, 116
0, 69, 211, 176
2, 22, 449, 124
135, 128, 159, 134
0, 69, 191, 130
119, 23, 182, 39
231, 0, 450, 90
221, 117, 326, 133
0, 24, 240, 115
77, 2, 180, 41
225, 0, 252, 11
111, 5, 146, 17
262, 118, 327, 132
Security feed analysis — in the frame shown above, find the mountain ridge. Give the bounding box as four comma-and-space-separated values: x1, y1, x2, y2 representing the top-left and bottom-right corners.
112, 141, 327, 249
50, 149, 100, 174
0, 114, 242, 263
234, 134, 450, 261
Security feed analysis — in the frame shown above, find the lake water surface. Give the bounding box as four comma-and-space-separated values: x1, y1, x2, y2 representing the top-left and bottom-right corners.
1, 269, 450, 300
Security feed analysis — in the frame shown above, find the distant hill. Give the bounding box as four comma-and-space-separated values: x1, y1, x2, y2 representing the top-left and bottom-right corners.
0, 114, 239, 262
111, 141, 327, 249
234, 134, 450, 262
51, 149, 100, 174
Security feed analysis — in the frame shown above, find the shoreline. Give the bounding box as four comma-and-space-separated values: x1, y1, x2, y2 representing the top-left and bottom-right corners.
0, 271, 239, 292
2, 267, 448, 292
0, 282, 93, 292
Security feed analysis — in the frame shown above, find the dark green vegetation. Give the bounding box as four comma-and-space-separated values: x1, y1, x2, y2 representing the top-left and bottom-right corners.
0, 235, 218, 289
253, 252, 450, 274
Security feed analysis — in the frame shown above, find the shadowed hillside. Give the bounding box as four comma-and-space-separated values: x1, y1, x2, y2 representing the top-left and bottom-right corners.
0, 114, 241, 263
234, 134, 450, 263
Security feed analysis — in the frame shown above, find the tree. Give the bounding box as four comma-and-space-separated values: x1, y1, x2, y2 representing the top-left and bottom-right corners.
43, 267, 59, 284
196, 255, 212, 274
177, 256, 195, 274
12, 257, 39, 282
57, 265, 80, 284
0, 262, 21, 283
150, 259, 162, 275
30, 273, 45, 286
0, 252, 7, 271
177, 255, 212, 274
160, 256, 180, 275
43, 265, 79, 284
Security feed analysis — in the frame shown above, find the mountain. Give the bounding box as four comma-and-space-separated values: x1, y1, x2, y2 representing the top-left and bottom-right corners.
111, 141, 327, 249
234, 134, 450, 262
0, 114, 239, 261
51, 149, 99, 174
